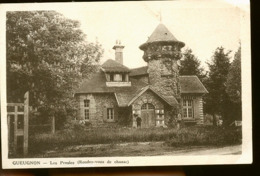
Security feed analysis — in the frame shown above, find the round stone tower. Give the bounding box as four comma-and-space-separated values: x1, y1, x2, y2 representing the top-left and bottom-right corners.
139, 23, 185, 101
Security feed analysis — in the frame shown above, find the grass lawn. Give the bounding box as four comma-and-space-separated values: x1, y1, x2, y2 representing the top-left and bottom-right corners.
25, 125, 242, 158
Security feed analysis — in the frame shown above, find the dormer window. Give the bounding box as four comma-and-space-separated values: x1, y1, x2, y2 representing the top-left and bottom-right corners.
110, 74, 114, 81
105, 72, 131, 87
122, 74, 126, 82
114, 74, 122, 82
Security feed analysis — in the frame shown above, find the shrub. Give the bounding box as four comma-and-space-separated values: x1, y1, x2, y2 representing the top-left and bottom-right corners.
166, 126, 242, 147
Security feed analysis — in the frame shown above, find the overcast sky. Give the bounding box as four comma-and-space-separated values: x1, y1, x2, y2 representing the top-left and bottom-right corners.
48, 0, 248, 69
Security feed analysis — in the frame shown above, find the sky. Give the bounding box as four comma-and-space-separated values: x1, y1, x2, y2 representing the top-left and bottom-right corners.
55, 0, 247, 70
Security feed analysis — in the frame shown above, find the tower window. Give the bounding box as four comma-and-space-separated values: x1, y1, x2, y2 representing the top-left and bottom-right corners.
84, 99, 90, 107
107, 108, 114, 120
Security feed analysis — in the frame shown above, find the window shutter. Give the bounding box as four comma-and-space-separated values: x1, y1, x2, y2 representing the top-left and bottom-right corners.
103, 107, 107, 121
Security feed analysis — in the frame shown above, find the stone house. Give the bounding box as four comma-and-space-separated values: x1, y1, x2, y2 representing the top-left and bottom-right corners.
75, 23, 208, 128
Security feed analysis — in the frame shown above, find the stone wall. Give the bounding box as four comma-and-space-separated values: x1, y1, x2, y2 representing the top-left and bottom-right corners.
193, 96, 204, 124
142, 43, 182, 98
77, 93, 119, 127
147, 58, 180, 100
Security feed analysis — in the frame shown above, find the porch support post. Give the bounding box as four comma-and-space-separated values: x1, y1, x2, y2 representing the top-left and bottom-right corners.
132, 107, 137, 128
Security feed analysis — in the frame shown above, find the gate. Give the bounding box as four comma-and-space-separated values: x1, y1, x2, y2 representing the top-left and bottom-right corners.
7, 91, 29, 156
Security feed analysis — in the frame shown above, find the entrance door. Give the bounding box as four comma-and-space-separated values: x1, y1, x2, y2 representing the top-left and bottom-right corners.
141, 103, 155, 128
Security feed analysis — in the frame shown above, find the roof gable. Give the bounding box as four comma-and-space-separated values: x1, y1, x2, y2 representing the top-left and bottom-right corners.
128, 86, 178, 107
102, 59, 130, 72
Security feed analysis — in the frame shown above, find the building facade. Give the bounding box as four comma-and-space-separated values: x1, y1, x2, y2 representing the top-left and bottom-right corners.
75, 23, 208, 128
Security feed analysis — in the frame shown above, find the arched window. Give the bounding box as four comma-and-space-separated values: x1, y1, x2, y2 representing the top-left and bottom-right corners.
141, 103, 155, 110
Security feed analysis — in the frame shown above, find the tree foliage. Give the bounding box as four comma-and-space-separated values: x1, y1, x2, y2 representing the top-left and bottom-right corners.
7, 11, 103, 127
179, 49, 205, 80
204, 47, 231, 126
226, 46, 241, 104
226, 45, 242, 121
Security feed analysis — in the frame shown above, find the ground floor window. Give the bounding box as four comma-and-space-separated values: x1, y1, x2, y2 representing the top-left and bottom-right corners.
107, 108, 114, 120
183, 99, 193, 118
83, 99, 90, 120
84, 109, 89, 120
155, 109, 165, 127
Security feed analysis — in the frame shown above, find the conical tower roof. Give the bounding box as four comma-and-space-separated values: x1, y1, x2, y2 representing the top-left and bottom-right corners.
139, 23, 185, 50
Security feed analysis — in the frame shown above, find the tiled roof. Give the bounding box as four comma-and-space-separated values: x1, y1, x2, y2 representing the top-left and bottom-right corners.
129, 66, 148, 76
129, 66, 208, 94
140, 23, 185, 50
179, 76, 208, 94
75, 69, 208, 107
75, 70, 179, 107
75, 70, 148, 107
102, 59, 130, 72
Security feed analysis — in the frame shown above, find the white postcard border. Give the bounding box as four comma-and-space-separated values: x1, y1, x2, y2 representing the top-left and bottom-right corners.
0, 1, 252, 169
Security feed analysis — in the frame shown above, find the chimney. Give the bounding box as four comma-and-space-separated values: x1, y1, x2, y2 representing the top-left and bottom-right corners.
112, 40, 124, 65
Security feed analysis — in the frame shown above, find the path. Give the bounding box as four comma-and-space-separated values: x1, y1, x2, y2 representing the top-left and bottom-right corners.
162, 144, 242, 156
39, 142, 241, 158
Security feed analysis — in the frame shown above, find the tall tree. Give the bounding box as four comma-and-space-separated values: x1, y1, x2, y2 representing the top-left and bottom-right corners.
179, 49, 205, 80
6, 11, 103, 128
204, 47, 231, 126
226, 45, 242, 121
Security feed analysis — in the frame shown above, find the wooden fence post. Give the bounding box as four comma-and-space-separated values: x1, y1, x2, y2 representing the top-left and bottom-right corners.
13, 106, 18, 155
24, 91, 29, 156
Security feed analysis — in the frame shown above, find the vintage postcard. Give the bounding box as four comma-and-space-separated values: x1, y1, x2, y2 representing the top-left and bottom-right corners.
0, 0, 252, 169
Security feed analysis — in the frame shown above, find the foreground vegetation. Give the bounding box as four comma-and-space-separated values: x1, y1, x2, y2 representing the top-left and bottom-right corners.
29, 125, 241, 155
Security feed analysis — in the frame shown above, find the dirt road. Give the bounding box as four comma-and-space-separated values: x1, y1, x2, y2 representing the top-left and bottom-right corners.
37, 142, 241, 158
162, 144, 242, 156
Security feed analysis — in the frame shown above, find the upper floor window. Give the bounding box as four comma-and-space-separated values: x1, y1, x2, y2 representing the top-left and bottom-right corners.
122, 74, 126, 82
110, 74, 114, 81
84, 99, 90, 107
183, 99, 193, 118
114, 74, 122, 82
108, 73, 129, 82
